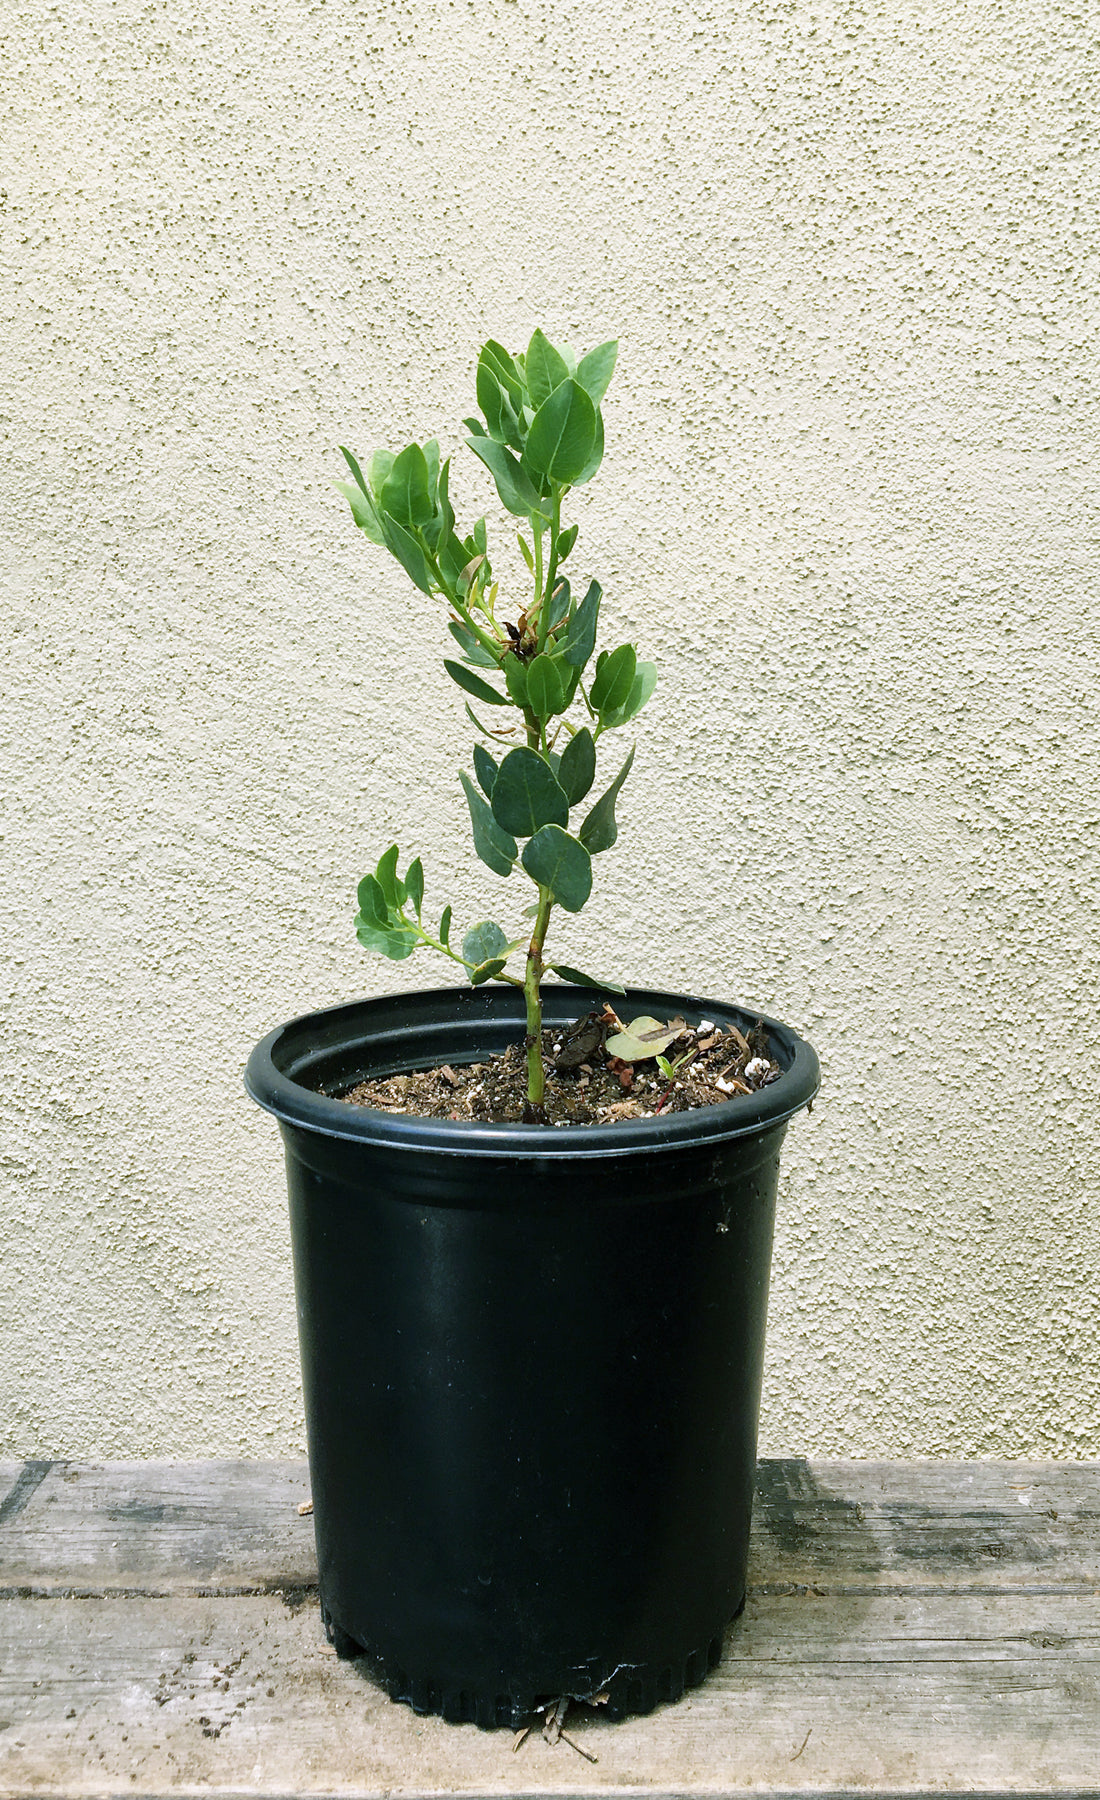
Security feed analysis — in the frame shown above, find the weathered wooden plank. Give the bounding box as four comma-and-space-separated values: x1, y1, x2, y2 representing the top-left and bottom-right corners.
752, 1459, 1100, 1595
1, 1460, 1097, 1597
0, 1461, 315, 1596
1, 1590, 1098, 1797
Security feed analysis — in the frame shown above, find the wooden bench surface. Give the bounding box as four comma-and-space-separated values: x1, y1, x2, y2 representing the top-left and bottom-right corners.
1, 1458, 1097, 1797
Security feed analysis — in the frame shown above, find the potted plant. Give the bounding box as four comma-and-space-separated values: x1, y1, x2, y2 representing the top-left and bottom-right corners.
246, 331, 819, 1730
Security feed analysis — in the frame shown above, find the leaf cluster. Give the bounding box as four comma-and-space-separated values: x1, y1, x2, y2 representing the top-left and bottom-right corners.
338, 329, 656, 998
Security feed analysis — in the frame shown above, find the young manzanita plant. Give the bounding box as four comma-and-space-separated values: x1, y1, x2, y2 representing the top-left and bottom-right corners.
337, 330, 655, 1121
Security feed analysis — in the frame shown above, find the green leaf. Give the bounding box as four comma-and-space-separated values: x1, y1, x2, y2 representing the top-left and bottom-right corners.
473, 742, 498, 798
339, 444, 371, 500
557, 727, 596, 805
491, 746, 569, 837
521, 825, 592, 912
463, 416, 486, 437
556, 522, 578, 561
443, 660, 509, 706
590, 643, 637, 715
375, 844, 407, 909
439, 904, 452, 947
548, 962, 626, 995
335, 478, 386, 545
380, 515, 434, 595
423, 439, 440, 503
575, 408, 605, 484
367, 448, 395, 499
502, 652, 529, 708
469, 956, 508, 986
447, 618, 498, 667
575, 339, 618, 407
405, 857, 424, 916
524, 653, 569, 717
466, 436, 544, 517
356, 917, 418, 959
460, 771, 518, 877
464, 700, 517, 741
356, 873, 389, 929
373, 924, 419, 960
462, 920, 509, 968
476, 360, 522, 450
480, 339, 525, 408
517, 533, 534, 572
525, 379, 598, 485
526, 329, 571, 408
578, 742, 635, 854
601, 660, 657, 727
546, 576, 571, 629
560, 580, 601, 669
381, 443, 435, 528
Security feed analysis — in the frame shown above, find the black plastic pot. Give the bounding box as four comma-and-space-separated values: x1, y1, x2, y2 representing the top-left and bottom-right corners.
246, 984, 818, 1727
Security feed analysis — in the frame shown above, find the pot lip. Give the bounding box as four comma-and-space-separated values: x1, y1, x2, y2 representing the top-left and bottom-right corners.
245, 983, 820, 1160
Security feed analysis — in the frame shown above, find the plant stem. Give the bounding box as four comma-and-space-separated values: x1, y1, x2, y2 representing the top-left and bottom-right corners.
524, 885, 554, 1113
408, 918, 524, 987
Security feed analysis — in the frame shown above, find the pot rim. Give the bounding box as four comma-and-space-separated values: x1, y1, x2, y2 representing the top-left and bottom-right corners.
245, 983, 820, 1160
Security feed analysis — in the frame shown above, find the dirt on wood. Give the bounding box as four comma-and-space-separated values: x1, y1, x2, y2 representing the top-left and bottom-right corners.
338, 1008, 782, 1126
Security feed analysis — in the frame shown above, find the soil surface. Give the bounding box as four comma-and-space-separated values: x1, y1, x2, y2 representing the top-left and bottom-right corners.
338, 1006, 782, 1126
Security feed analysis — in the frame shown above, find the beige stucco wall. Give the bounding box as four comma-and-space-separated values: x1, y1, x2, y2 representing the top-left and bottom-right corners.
2, 0, 1096, 1459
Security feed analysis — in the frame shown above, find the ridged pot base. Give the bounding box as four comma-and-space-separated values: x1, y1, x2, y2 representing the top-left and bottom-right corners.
321, 1595, 738, 1727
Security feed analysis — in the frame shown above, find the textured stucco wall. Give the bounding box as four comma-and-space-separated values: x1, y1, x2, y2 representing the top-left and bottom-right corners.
2, 0, 1097, 1458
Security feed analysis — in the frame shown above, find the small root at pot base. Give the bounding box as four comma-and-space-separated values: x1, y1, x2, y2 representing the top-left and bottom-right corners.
337, 1015, 780, 1126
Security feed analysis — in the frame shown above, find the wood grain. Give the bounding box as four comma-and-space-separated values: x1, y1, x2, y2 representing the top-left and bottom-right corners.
1, 1460, 1097, 1796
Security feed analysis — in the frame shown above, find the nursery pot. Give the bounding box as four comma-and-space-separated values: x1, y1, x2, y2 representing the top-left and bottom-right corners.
246, 984, 818, 1727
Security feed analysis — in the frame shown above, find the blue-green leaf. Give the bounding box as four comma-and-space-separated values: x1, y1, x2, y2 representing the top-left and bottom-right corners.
380, 516, 434, 595
405, 857, 424, 916
356, 873, 389, 929
590, 644, 637, 715
447, 619, 498, 667
491, 747, 569, 837
548, 962, 626, 995
473, 742, 498, 798
524, 653, 570, 717
443, 660, 509, 706
460, 771, 518, 877
462, 920, 509, 968
521, 825, 592, 912
578, 743, 635, 854
546, 576, 571, 629
557, 727, 596, 805
375, 844, 407, 909
465, 436, 544, 517
560, 580, 601, 668
356, 918, 412, 957
556, 522, 579, 562
502, 652, 529, 708
469, 956, 508, 986
601, 660, 657, 728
